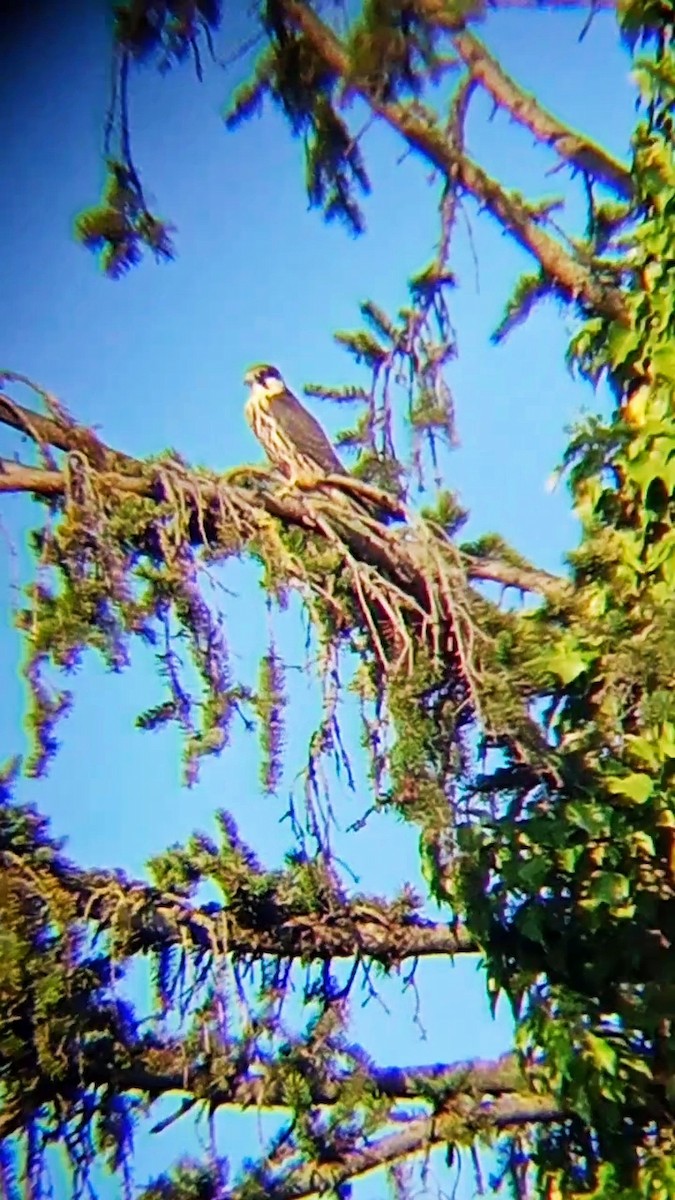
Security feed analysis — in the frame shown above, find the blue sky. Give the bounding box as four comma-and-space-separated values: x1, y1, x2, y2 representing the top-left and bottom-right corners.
0, 2, 635, 1196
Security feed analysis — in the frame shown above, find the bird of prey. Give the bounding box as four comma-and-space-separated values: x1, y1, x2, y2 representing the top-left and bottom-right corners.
243, 363, 347, 487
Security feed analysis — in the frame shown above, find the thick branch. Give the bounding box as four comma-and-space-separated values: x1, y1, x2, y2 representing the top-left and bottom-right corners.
0, 391, 135, 470
463, 554, 566, 599
282, 1, 628, 322
0, 456, 564, 599
444, 24, 632, 198
54, 860, 479, 962
103, 1052, 528, 1110
222, 1096, 562, 1200
0, 393, 563, 789
0, 460, 72, 495
0, 1039, 559, 1169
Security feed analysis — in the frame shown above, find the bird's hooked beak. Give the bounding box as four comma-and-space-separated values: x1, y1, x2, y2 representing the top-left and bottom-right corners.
244, 365, 286, 400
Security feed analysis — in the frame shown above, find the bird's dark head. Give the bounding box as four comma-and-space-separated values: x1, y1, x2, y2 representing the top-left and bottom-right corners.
244, 363, 285, 395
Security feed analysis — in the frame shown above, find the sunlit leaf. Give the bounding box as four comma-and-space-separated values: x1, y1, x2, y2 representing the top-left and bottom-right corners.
606, 773, 654, 804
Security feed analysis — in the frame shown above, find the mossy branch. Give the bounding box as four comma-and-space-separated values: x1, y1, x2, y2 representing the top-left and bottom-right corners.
0, 444, 563, 603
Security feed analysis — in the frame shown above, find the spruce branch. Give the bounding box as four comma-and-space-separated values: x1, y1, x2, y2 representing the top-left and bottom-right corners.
221, 1100, 560, 1200
0, 453, 563, 599
0, 1043, 560, 1187
0, 383, 565, 605
81, 1053, 534, 1113
56, 858, 480, 964
441, 23, 633, 199
279, 0, 628, 322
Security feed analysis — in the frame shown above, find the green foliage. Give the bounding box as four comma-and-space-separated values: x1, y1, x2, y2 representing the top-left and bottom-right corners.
0, 787, 419, 1194
448, 15, 675, 1193
420, 489, 468, 536
79, 0, 220, 275
140, 1158, 226, 1200
225, 14, 371, 236
76, 161, 174, 278
14, 475, 255, 783
346, 0, 443, 101
256, 644, 286, 794
0, 796, 142, 1186
492, 270, 551, 345
323, 264, 458, 492
114, 0, 222, 70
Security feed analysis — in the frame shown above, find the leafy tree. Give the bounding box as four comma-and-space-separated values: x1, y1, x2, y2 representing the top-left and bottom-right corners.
2, 1, 675, 1198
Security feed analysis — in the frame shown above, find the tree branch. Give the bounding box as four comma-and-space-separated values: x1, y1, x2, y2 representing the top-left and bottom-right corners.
103, 1052, 530, 1111
39, 854, 480, 963
0, 454, 564, 599
218, 1096, 562, 1200
0, 389, 563, 795
463, 554, 566, 598
444, 24, 632, 199
0, 391, 135, 470
0, 1039, 559, 1166
281, 1, 628, 322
